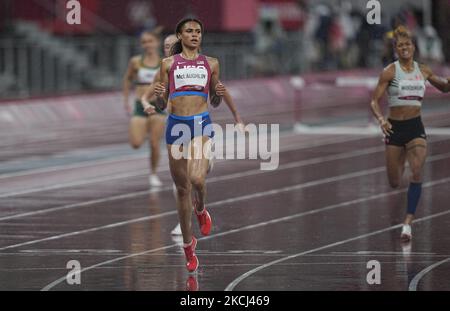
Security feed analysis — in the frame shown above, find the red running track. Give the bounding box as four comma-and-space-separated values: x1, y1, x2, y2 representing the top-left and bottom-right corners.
1, 79, 450, 291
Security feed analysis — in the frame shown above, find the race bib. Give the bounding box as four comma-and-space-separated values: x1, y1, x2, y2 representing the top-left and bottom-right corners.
398, 79, 425, 100
142, 71, 156, 82
138, 68, 158, 83
174, 66, 208, 90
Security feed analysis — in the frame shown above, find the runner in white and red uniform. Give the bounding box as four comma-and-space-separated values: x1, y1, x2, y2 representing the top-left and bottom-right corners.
370, 25, 450, 241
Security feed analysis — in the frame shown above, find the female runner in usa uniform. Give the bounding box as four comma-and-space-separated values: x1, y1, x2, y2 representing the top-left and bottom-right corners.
154, 18, 239, 272
142, 33, 244, 238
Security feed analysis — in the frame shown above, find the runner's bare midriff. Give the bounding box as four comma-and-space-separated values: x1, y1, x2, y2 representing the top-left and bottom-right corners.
170, 96, 208, 116
389, 106, 421, 121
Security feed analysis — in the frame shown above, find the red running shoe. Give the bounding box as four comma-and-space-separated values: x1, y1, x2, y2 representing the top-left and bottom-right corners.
194, 200, 212, 236
186, 275, 199, 291
183, 237, 198, 273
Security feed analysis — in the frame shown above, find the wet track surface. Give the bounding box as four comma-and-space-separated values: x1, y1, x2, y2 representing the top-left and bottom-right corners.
1, 94, 449, 291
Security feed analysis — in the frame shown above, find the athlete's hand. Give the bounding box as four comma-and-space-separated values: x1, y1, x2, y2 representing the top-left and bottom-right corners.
154, 82, 166, 97
215, 82, 226, 96
379, 118, 393, 137
124, 101, 132, 116
142, 102, 156, 115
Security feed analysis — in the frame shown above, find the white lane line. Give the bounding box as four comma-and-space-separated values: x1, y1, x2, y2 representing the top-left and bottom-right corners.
0, 137, 382, 221
0, 170, 154, 199
427, 128, 450, 135
0, 149, 145, 180
19, 249, 122, 253
0, 210, 175, 251
408, 257, 450, 291
3, 134, 449, 223
41, 175, 450, 291
0, 190, 150, 222
2, 148, 450, 252
0, 164, 381, 251
1, 251, 445, 259
294, 125, 450, 136
224, 201, 450, 291
10, 261, 443, 272
0, 130, 339, 180
0, 135, 366, 198
3, 251, 445, 258
333, 251, 437, 256
0, 143, 411, 223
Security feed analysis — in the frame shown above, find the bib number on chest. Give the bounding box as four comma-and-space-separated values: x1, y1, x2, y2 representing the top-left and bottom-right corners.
398, 79, 425, 100
174, 66, 208, 91
142, 72, 156, 82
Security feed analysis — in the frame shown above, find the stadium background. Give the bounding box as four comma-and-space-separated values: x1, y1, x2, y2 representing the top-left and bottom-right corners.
1, 0, 449, 98
1, 0, 450, 292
